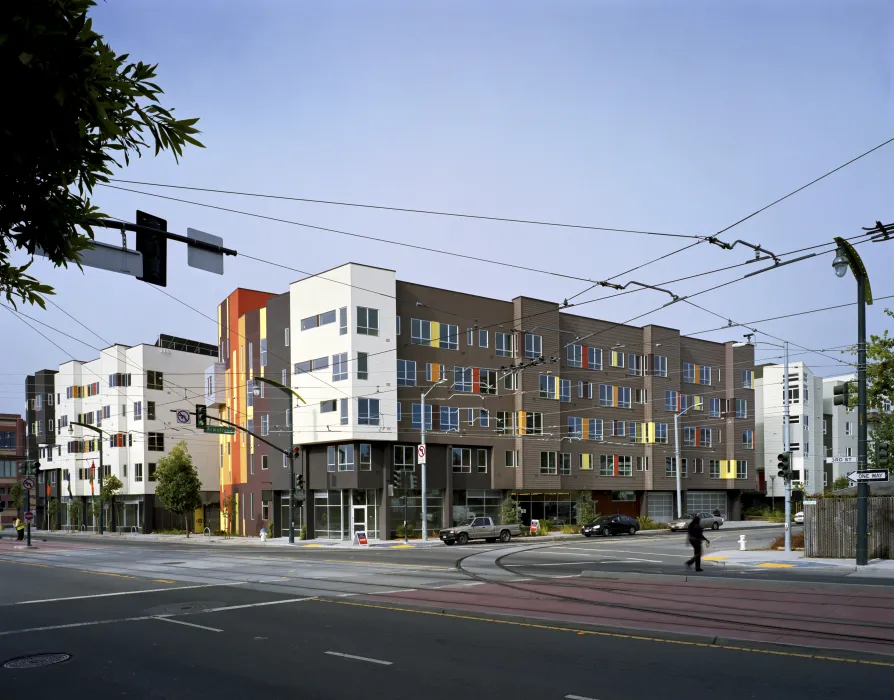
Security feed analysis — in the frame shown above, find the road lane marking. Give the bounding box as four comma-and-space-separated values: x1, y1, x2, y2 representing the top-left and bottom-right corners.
325, 651, 393, 666
506, 562, 609, 567
757, 563, 796, 568
320, 599, 894, 668
200, 596, 316, 613
0, 616, 152, 637
367, 589, 417, 595
153, 579, 177, 583
566, 695, 598, 700
321, 559, 452, 570
78, 570, 135, 579
703, 556, 728, 561
152, 616, 223, 633
623, 559, 662, 563
0, 581, 249, 607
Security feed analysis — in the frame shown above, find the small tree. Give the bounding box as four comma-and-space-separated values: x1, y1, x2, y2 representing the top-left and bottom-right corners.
830, 476, 850, 492
9, 482, 24, 511
220, 492, 237, 537
69, 500, 82, 530
100, 474, 123, 529
154, 441, 203, 537
499, 497, 522, 525
47, 497, 60, 530
89, 498, 100, 529
574, 491, 597, 525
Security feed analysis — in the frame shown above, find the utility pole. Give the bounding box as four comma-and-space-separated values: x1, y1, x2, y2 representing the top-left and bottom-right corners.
782, 340, 791, 553
420, 378, 446, 542
673, 403, 695, 518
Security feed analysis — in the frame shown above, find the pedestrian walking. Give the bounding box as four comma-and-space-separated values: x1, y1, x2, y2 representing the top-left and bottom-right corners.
14, 517, 25, 541
685, 514, 709, 572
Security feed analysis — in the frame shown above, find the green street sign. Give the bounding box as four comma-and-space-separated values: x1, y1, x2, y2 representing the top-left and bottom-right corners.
204, 425, 236, 435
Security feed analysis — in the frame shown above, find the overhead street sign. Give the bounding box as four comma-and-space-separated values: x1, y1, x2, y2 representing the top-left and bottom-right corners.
204, 425, 236, 435
846, 470, 889, 483
187, 227, 225, 275
21, 477, 35, 490
176, 410, 191, 424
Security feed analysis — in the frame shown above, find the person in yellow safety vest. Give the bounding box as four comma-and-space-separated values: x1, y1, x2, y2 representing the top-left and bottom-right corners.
14, 517, 25, 541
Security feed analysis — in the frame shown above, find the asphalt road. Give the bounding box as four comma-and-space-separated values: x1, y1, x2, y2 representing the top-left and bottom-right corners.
1, 562, 893, 699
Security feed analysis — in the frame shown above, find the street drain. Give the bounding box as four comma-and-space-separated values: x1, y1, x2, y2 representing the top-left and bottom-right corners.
4, 654, 71, 669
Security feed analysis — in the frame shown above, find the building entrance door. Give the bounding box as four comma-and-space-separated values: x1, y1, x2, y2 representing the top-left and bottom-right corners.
352, 506, 366, 537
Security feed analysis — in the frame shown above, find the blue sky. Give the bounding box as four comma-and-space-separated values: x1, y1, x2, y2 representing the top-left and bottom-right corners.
3, 0, 893, 413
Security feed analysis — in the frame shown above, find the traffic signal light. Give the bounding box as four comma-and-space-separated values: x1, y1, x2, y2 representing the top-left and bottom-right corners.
292, 447, 300, 458
833, 382, 850, 407
195, 404, 207, 429
777, 451, 792, 480
392, 468, 403, 490
296, 473, 304, 490
136, 210, 168, 287
877, 441, 891, 469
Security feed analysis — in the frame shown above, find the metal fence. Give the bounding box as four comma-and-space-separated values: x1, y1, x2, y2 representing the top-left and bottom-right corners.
805, 497, 894, 559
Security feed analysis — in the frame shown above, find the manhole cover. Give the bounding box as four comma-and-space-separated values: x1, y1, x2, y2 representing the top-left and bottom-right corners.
4, 654, 71, 669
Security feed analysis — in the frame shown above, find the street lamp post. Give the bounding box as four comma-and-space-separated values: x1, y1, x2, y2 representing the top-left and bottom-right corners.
832, 238, 873, 566
253, 376, 306, 545
69, 421, 106, 535
420, 378, 447, 542
673, 403, 694, 519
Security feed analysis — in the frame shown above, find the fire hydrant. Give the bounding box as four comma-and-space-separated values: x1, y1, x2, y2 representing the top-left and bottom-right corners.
739, 534, 747, 551
260, 527, 268, 543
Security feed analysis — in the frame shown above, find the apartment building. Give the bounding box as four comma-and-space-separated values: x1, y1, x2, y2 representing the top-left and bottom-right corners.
25, 369, 58, 526
821, 373, 860, 487
26, 335, 220, 532
211, 263, 757, 539
0, 414, 26, 526
754, 362, 824, 497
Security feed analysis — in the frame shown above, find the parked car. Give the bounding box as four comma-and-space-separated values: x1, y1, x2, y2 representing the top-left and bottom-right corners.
440, 517, 522, 545
581, 514, 639, 537
794, 511, 804, 524
669, 512, 724, 532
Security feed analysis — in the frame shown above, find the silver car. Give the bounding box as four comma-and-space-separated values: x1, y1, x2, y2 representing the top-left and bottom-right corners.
669, 512, 724, 532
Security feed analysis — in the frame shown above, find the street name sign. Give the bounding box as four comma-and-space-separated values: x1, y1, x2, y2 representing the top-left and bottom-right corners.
204, 425, 236, 435
826, 456, 856, 463
846, 470, 889, 483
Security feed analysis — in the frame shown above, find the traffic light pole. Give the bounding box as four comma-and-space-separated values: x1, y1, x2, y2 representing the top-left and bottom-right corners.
783, 341, 791, 553
288, 449, 295, 545
857, 272, 869, 566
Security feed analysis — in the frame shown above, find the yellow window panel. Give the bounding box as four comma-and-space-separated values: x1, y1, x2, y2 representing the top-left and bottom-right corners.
694, 395, 703, 411
518, 410, 527, 435
430, 321, 440, 348
581, 454, 592, 470
582, 418, 589, 439
720, 459, 737, 479
694, 364, 701, 385
612, 385, 618, 407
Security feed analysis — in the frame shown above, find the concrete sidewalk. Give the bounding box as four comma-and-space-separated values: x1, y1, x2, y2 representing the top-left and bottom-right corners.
706, 548, 894, 576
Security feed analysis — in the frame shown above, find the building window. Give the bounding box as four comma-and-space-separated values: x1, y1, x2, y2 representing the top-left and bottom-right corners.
709, 398, 721, 418
357, 352, 369, 380
261, 415, 269, 436
328, 444, 355, 472
321, 400, 337, 413
339, 307, 348, 335
356, 307, 379, 336
525, 412, 543, 435
148, 463, 157, 482
397, 403, 402, 422
665, 390, 678, 411
540, 374, 557, 400
477, 449, 488, 474
742, 369, 753, 389
735, 399, 747, 419
846, 446, 853, 457
588, 347, 602, 370
709, 460, 720, 479
599, 384, 613, 407
540, 451, 557, 474
412, 319, 431, 345
599, 455, 613, 477
580, 453, 595, 472
496, 332, 513, 357
568, 417, 583, 439
651, 355, 667, 377
284, 327, 290, 346
454, 367, 473, 393
683, 426, 696, 447
628, 354, 643, 377
467, 328, 474, 346
134, 401, 143, 420
700, 365, 712, 385
634, 388, 648, 404
654, 423, 668, 444
683, 363, 695, 383
737, 461, 748, 479
147, 371, 164, 390
259, 338, 268, 367
134, 463, 143, 482
302, 309, 336, 331
441, 406, 459, 431
358, 443, 371, 471
699, 427, 712, 447
560, 379, 571, 403
618, 456, 632, 477
397, 359, 416, 386
394, 445, 415, 470
588, 418, 603, 441
340, 399, 349, 425
567, 344, 583, 368
617, 387, 631, 409
637, 456, 649, 472
478, 329, 488, 348
396, 316, 401, 335
665, 457, 677, 477
147, 433, 164, 452
524, 333, 542, 359
332, 353, 348, 381
412, 404, 433, 430
440, 324, 459, 350
845, 421, 852, 436
610, 350, 624, 368
742, 430, 754, 449
358, 398, 380, 426
823, 419, 827, 435
452, 448, 471, 473
261, 454, 269, 470
505, 450, 519, 468
479, 369, 497, 395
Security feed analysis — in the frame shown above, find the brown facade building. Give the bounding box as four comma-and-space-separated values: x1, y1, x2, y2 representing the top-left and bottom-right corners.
0, 413, 27, 526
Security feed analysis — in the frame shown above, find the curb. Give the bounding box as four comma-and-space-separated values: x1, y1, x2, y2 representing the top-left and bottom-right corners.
580, 569, 894, 590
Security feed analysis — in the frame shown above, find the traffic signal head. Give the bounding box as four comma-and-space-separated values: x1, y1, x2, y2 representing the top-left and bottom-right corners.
777, 451, 792, 479
833, 382, 850, 407
296, 473, 304, 491
392, 468, 403, 489
292, 447, 300, 458
135, 210, 168, 287
195, 404, 207, 429
877, 441, 891, 469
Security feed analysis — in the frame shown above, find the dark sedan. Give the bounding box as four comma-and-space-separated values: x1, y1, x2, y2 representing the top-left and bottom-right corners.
581, 514, 639, 537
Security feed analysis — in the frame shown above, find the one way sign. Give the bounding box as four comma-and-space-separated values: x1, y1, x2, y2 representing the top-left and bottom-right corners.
846, 470, 889, 483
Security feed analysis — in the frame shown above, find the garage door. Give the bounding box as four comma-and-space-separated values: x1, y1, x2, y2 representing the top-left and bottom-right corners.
647, 492, 674, 522
686, 492, 727, 518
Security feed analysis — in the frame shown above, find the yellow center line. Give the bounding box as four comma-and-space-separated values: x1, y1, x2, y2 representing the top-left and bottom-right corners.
316, 599, 894, 668
153, 579, 177, 584
79, 570, 135, 579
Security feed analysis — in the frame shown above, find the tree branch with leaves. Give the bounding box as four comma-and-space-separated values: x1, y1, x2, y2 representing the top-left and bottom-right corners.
1, 0, 204, 308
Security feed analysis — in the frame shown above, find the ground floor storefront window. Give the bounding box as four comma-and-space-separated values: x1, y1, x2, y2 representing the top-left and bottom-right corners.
313, 489, 380, 540
510, 492, 573, 525
390, 489, 443, 537
452, 489, 502, 525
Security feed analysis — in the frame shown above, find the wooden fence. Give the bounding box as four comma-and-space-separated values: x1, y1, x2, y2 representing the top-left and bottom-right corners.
805, 497, 894, 559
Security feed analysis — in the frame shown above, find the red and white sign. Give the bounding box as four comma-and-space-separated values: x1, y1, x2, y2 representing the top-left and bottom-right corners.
530, 519, 540, 534
24, 511, 34, 523
176, 409, 191, 424
417, 444, 427, 464
355, 531, 369, 546
21, 477, 35, 491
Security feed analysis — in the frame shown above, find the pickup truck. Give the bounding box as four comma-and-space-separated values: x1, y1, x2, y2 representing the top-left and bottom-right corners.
440, 517, 522, 545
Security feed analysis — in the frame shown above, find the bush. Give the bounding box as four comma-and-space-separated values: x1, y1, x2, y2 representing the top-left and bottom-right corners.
300, 525, 307, 540
636, 515, 664, 530
499, 498, 522, 525
212, 529, 227, 536
769, 532, 804, 549
560, 524, 578, 535
395, 523, 415, 539
153, 529, 188, 535
538, 520, 551, 534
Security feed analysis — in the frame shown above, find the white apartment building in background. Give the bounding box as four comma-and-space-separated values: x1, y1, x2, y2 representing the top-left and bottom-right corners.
754, 361, 823, 497
822, 373, 859, 486
34, 335, 220, 531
